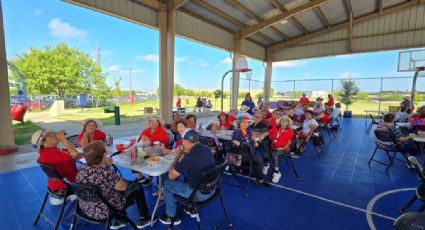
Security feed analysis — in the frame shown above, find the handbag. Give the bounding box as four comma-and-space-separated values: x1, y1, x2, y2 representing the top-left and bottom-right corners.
225, 152, 242, 167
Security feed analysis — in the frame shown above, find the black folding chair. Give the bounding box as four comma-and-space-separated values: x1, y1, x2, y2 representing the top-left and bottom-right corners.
169, 163, 232, 230
33, 161, 73, 230
69, 183, 138, 230
297, 126, 324, 158
366, 114, 381, 134
319, 120, 335, 140
271, 140, 301, 181
66, 135, 79, 147
199, 136, 221, 162
368, 129, 412, 171
224, 143, 259, 196
330, 116, 342, 131
400, 156, 425, 213
394, 212, 425, 229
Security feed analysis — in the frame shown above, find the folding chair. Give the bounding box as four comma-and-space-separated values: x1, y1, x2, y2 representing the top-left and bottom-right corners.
330, 116, 342, 131
394, 212, 425, 230
169, 163, 232, 230
319, 120, 335, 140
297, 127, 325, 158
33, 161, 73, 230
66, 135, 79, 147
199, 136, 221, 162
272, 138, 301, 180
69, 183, 138, 230
366, 114, 380, 134
224, 143, 259, 196
368, 129, 412, 171
400, 156, 425, 213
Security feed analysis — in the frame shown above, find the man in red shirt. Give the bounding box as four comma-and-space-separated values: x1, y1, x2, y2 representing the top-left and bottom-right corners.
32, 129, 81, 202
176, 97, 181, 109
326, 94, 335, 107
299, 94, 310, 107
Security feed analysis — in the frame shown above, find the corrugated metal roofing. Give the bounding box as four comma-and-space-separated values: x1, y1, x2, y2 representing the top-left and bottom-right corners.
320, 0, 348, 25
184, 2, 241, 31
293, 9, 324, 32
65, 0, 425, 62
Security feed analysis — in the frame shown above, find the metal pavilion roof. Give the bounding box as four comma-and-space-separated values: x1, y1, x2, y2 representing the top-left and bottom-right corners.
64, 0, 425, 62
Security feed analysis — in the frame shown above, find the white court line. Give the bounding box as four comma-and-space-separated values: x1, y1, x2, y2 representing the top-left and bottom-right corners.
366, 188, 415, 230
233, 174, 398, 222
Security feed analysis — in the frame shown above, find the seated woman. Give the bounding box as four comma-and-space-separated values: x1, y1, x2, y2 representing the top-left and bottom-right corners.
412, 109, 425, 129
292, 111, 306, 127
32, 129, 81, 204
202, 122, 222, 153
263, 103, 273, 119
136, 117, 169, 186
232, 116, 269, 187
185, 114, 197, 129
298, 110, 318, 151
317, 111, 331, 125
78, 119, 106, 147
268, 110, 282, 130
76, 141, 153, 228
331, 103, 342, 120
217, 112, 233, 130
312, 104, 323, 116
266, 116, 295, 183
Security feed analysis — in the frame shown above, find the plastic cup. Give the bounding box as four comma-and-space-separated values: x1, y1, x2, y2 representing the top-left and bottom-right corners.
116, 144, 124, 153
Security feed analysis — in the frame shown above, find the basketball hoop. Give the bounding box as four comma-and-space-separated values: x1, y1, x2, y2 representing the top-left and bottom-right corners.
236, 56, 252, 80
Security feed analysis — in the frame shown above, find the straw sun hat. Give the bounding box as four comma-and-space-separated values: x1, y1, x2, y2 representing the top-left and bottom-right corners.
276, 115, 293, 127
31, 129, 50, 152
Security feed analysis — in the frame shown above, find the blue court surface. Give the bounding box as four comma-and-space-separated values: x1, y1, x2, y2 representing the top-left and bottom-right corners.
0, 118, 421, 230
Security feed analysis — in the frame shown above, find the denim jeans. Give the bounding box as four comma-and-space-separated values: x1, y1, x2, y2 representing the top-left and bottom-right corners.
163, 179, 213, 217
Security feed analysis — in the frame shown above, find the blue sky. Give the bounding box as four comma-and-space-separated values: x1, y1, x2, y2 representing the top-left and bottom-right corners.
3, 0, 424, 93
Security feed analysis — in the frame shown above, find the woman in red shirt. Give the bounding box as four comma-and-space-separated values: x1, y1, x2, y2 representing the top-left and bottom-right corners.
137, 117, 169, 148
217, 112, 232, 130
326, 94, 335, 107
32, 129, 81, 203
267, 116, 294, 183
78, 119, 106, 147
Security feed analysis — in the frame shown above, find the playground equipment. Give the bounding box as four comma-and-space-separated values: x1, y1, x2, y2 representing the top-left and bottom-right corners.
220, 56, 252, 112
7, 60, 28, 122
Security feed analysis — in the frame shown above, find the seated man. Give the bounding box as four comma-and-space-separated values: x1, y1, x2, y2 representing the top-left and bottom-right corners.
376, 113, 417, 158
77, 141, 154, 229
159, 130, 216, 225
250, 112, 271, 175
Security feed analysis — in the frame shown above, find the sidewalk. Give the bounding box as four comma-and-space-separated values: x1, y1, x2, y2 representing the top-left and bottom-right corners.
2, 112, 218, 173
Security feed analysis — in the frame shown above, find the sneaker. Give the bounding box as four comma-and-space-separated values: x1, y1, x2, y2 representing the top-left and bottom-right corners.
66, 194, 77, 202
289, 152, 300, 159
256, 179, 270, 187
49, 197, 64, 205
407, 163, 416, 169
184, 207, 198, 218
159, 215, 181, 225
135, 176, 147, 184
110, 220, 127, 230
262, 164, 269, 175
137, 216, 157, 229
272, 171, 282, 183
142, 177, 153, 187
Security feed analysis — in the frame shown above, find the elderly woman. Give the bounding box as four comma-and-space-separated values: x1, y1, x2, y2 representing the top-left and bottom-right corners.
241, 92, 256, 115
78, 119, 106, 147
203, 122, 222, 152
266, 116, 295, 183
185, 114, 197, 129
217, 112, 233, 130
76, 141, 153, 228
136, 117, 169, 186
232, 116, 269, 187
162, 120, 190, 154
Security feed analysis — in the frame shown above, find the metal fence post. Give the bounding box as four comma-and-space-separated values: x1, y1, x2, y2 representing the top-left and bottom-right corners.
331, 79, 334, 95
293, 80, 296, 100
378, 77, 383, 111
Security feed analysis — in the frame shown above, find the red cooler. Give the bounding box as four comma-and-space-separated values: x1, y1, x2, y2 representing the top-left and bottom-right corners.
11, 104, 27, 122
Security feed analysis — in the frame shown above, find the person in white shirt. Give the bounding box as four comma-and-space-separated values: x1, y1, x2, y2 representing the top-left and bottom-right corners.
298, 110, 318, 151
331, 103, 342, 119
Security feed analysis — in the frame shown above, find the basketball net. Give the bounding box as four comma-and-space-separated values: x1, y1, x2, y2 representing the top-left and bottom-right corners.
235, 55, 252, 79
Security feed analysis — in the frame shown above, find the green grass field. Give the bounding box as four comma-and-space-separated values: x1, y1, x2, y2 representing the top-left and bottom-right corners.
13, 121, 42, 145
55, 97, 403, 125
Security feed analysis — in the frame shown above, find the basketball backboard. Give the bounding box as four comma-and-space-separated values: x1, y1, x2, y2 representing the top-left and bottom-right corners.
398, 49, 425, 72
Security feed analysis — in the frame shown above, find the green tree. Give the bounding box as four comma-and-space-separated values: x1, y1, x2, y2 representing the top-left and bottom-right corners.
213, 89, 223, 108
357, 91, 369, 100
88, 65, 111, 107
11, 43, 98, 99
339, 78, 359, 111
113, 77, 122, 105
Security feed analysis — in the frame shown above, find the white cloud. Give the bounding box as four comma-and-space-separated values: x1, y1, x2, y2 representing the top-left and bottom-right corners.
48, 18, 88, 40
136, 54, 159, 62
106, 64, 144, 74
200, 62, 208, 68
219, 57, 232, 65
34, 9, 43, 16
274, 60, 308, 68
136, 54, 189, 63
176, 56, 189, 63
340, 72, 361, 78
